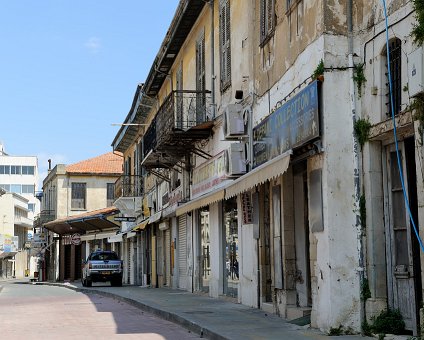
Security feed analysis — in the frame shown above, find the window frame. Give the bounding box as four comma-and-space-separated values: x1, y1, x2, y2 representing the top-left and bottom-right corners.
219, 0, 231, 91
107, 183, 115, 207
71, 182, 87, 210
260, 0, 276, 46
383, 38, 402, 117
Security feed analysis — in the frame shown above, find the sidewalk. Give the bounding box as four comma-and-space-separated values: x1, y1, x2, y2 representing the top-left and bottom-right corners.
29, 280, 371, 340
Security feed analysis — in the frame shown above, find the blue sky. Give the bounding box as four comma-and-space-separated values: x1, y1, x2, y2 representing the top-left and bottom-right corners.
0, 0, 179, 186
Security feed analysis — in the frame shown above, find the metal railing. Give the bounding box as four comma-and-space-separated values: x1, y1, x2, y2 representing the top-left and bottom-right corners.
143, 90, 212, 155
34, 210, 56, 228
114, 175, 144, 198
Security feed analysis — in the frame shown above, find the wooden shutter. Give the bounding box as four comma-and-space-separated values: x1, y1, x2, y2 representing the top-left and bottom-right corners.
196, 33, 206, 123
220, 0, 231, 89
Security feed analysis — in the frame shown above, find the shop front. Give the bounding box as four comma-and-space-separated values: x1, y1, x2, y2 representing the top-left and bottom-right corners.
43, 207, 120, 282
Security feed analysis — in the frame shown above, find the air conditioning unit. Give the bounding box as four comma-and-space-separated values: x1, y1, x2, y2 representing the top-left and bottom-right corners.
226, 143, 247, 176
408, 47, 424, 97
223, 104, 246, 139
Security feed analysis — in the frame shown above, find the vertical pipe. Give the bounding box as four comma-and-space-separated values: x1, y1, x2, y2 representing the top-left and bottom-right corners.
210, 0, 216, 118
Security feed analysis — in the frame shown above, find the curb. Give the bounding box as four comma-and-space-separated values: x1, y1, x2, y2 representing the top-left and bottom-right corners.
35, 282, 226, 340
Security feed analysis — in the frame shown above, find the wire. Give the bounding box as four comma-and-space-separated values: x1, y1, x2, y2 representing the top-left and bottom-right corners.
381, 0, 424, 252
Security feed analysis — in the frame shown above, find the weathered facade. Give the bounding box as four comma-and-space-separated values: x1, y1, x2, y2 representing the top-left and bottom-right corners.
40, 152, 123, 282
111, 0, 424, 335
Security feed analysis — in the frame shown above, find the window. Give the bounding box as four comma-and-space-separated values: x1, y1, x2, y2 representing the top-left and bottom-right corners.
0, 165, 10, 174
28, 203, 35, 212
10, 165, 21, 174
107, 183, 114, 207
384, 38, 402, 116
22, 166, 35, 175
71, 182, 86, 209
22, 185, 34, 194
219, 0, 231, 90
260, 0, 276, 45
0, 184, 10, 192
196, 31, 206, 123
11, 184, 21, 193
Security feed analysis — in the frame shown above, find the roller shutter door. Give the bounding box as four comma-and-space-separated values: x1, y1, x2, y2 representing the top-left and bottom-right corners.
178, 214, 187, 289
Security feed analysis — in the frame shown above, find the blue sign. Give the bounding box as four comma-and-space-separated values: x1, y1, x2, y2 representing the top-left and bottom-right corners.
253, 81, 319, 168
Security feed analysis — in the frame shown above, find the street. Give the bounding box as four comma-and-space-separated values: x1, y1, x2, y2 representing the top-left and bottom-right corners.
0, 280, 201, 340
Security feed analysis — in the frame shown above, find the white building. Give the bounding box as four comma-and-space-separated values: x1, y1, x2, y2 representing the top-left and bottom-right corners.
0, 143, 40, 219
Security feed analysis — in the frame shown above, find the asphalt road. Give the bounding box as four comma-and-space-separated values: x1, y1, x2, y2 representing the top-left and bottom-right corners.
0, 280, 201, 340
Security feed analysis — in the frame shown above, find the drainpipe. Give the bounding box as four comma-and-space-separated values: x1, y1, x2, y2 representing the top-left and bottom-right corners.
210, 0, 216, 118
347, 0, 365, 327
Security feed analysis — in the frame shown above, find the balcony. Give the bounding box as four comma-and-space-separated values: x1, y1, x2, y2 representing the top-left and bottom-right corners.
34, 210, 56, 229
143, 90, 214, 169
114, 175, 144, 198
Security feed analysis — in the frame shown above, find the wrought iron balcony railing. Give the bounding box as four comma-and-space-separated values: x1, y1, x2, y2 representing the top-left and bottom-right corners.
143, 90, 212, 156
114, 175, 144, 198
34, 210, 56, 228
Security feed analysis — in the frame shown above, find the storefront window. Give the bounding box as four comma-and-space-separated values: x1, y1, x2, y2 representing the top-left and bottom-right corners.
223, 197, 239, 297
200, 208, 211, 292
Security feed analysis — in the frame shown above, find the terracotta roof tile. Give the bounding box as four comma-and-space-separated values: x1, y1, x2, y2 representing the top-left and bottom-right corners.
66, 152, 123, 175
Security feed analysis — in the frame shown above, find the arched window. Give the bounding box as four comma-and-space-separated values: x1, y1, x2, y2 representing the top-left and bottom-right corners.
383, 38, 402, 117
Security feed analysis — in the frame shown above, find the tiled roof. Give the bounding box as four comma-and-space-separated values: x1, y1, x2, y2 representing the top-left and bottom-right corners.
66, 152, 123, 175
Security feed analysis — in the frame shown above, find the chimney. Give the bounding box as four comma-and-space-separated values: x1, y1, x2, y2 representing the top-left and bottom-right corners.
48, 159, 52, 173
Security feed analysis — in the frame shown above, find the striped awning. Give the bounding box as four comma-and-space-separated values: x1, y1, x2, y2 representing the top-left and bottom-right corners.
225, 151, 291, 199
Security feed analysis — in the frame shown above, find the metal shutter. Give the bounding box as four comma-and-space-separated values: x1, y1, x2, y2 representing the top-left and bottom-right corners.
165, 229, 171, 286
178, 214, 187, 289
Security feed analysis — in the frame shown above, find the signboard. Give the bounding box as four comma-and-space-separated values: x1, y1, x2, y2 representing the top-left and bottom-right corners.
0, 234, 19, 254
70, 233, 81, 246
114, 216, 137, 222
32, 233, 47, 245
241, 192, 253, 224
192, 151, 229, 198
253, 81, 319, 168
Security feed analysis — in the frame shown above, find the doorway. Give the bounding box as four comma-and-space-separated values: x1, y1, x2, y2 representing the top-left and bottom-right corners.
223, 197, 239, 298
384, 138, 421, 334
293, 163, 312, 307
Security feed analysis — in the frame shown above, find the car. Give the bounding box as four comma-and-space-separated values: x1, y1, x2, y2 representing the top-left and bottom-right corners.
81, 250, 123, 287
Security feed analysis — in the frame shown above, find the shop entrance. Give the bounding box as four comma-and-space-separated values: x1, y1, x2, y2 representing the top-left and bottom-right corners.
199, 208, 211, 293
384, 138, 421, 334
293, 163, 311, 307
223, 197, 239, 298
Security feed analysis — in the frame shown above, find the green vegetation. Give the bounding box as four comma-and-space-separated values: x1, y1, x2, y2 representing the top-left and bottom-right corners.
362, 309, 406, 336
412, 93, 424, 146
312, 59, 324, 80
412, 0, 424, 46
353, 118, 372, 149
353, 63, 366, 98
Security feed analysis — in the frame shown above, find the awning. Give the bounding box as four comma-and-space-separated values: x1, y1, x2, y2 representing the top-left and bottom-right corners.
81, 231, 117, 241
225, 151, 291, 199
44, 206, 120, 235
107, 233, 123, 243
176, 187, 225, 216
149, 211, 162, 224
132, 219, 149, 231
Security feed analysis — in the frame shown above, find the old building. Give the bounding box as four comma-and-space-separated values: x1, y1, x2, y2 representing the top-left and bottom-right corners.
39, 152, 123, 282
111, 0, 424, 335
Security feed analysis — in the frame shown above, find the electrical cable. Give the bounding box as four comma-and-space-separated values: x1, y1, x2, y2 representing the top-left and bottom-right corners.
381, 0, 424, 252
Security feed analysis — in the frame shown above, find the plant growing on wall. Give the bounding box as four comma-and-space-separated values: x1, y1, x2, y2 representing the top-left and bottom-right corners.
353, 118, 372, 149
312, 59, 324, 81
360, 277, 371, 300
412, 0, 424, 46
353, 63, 367, 98
412, 93, 424, 146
